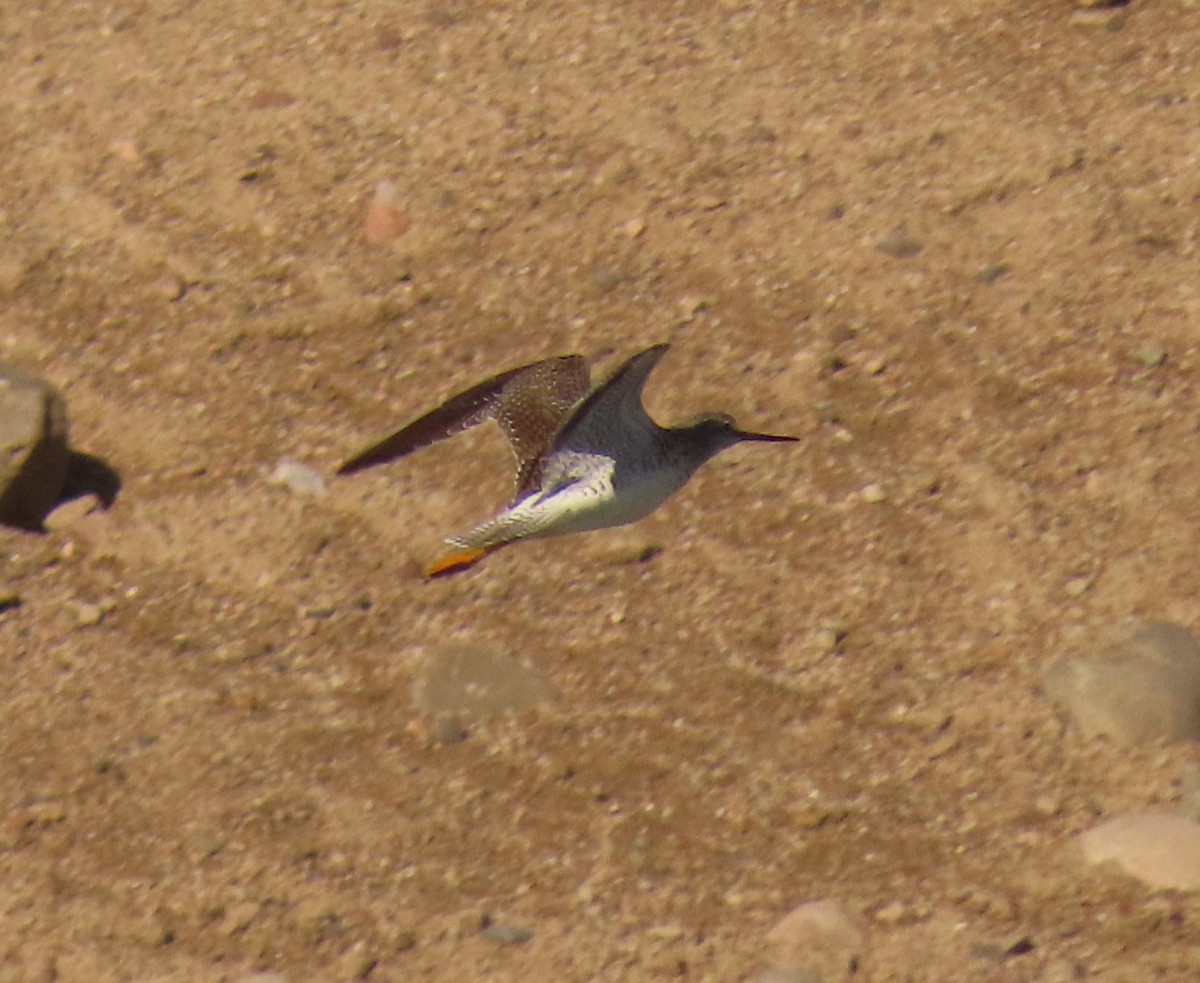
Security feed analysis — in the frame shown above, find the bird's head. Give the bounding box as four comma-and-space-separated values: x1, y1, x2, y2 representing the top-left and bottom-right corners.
683, 413, 800, 458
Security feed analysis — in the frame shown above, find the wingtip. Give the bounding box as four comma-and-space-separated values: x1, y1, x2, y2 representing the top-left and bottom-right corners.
335, 442, 392, 476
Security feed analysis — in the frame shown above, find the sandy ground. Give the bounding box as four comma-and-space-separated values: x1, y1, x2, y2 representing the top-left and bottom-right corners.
2, 0, 1200, 980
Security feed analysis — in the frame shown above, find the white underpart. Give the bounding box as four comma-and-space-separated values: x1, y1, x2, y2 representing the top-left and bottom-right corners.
446, 449, 697, 550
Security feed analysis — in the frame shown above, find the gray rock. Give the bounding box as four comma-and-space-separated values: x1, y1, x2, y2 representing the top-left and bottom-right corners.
875, 225, 923, 259
0, 365, 69, 529
765, 899, 866, 981
412, 645, 556, 718
1080, 812, 1200, 891
1042, 622, 1200, 745
480, 924, 533, 946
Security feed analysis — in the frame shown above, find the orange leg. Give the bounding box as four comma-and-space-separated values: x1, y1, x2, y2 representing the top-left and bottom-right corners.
424, 546, 491, 578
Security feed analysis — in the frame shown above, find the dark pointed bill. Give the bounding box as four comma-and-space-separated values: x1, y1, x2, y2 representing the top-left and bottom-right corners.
734, 430, 800, 443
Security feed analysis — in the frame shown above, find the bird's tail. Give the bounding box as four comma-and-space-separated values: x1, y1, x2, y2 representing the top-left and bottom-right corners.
424, 546, 492, 578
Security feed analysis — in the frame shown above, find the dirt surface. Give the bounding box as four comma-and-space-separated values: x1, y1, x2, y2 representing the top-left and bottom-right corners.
3, 1, 1200, 980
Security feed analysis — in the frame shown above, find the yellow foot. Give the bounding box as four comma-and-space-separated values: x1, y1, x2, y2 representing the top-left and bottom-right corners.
424, 547, 489, 578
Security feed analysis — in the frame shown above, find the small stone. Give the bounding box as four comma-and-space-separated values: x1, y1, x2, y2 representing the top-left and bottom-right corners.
247, 88, 298, 109
588, 535, 663, 566
480, 924, 533, 946
107, 138, 142, 164
0, 364, 70, 530
971, 935, 1035, 962
1042, 621, 1200, 744
433, 715, 468, 745
977, 263, 1010, 283
620, 217, 646, 238
73, 601, 103, 627
864, 356, 886, 375
28, 800, 67, 824
44, 493, 100, 531
813, 625, 845, 652
412, 645, 556, 718
1080, 812, 1200, 890
875, 225, 923, 259
861, 483, 886, 503
766, 900, 866, 979
1135, 344, 1166, 368
1063, 576, 1090, 598
363, 180, 409, 244
873, 901, 906, 924
151, 273, 187, 302
695, 194, 727, 211
267, 458, 327, 498
1033, 794, 1062, 817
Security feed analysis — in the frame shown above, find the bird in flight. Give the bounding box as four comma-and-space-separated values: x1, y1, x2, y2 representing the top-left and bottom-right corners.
338, 344, 797, 576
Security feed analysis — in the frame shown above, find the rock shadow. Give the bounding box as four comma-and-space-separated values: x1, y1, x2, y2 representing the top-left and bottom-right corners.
59, 450, 122, 511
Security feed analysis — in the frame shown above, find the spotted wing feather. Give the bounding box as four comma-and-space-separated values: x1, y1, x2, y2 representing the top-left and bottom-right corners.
337, 355, 589, 480
494, 357, 591, 497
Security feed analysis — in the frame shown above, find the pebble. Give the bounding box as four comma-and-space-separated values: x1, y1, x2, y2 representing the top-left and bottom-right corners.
267, 458, 327, 498
1135, 344, 1166, 368
412, 644, 557, 718
872, 901, 907, 924
812, 625, 844, 653
765, 899, 866, 980
1063, 576, 1090, 598
1080, 812, 1200, 891
875, 225, 923, 259
861, 483, 886, 503
432, 715, 468, 745
1042, 621, 1200, 744
480, 924, 533, 946
73, 602, 103, 628
363, 180, 409, 244
107, 138, 143, 165
0, 364, 70, 530
621, 217, 646, 238
44, 493, 100, 531
677, 295, 708, 320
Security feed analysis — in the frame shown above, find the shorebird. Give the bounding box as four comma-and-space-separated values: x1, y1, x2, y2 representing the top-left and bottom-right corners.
338, 344, 797, 576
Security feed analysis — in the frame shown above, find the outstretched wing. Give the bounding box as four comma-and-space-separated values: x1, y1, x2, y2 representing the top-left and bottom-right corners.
547, 344, 670, 458
337, 355, 590, 485
492, 356, 591, 493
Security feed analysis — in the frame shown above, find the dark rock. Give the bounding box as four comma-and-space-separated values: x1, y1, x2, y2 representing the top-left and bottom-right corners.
0, 365, 70, 530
